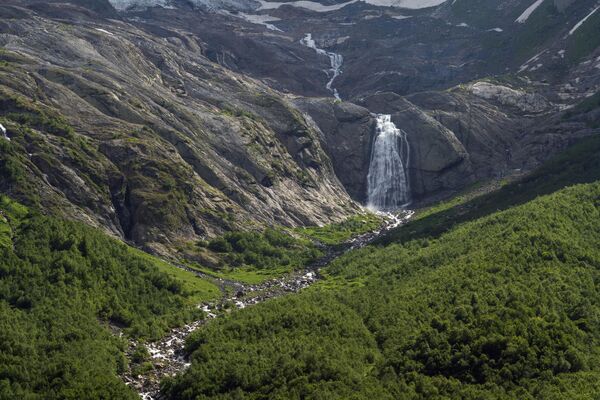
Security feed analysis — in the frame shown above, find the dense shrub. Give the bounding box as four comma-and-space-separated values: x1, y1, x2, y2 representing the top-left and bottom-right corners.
0, 196, 215, 399
164, 182, 600, 399
208, 228, 321, 271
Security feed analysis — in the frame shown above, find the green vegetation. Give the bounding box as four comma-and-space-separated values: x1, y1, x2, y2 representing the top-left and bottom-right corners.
0, 121, 42, 204
0, 93, 75, 139
562, 91, 600, 128
296, 213, 382, 245
0, 101, 114, 209
0, 196, 219, 399
133, 251, 220, 304
198, 229, 322, 283
164, 180, 600, 400
219, 104, 261, 121
161, 290, 387, 399
187, 215, 384, 284
162, 135, 600, 399
512, 1, 564, 60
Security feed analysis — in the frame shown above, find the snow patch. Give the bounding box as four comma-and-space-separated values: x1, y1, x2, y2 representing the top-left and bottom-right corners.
362, 0, 446, 8
515, 0, 545, 23
568, 6, 600, 36
110, 0, 258, 12
111, 0, 446, 12
258, 0, 446, 11
228, 11, 283, 31
258, 0, 358, 11
94, 28, 114, 35
518, 49, 546, 73
529, 63, 543, 71
109, 0, 169, 10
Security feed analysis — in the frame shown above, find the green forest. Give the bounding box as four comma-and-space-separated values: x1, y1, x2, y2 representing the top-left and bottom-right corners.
0, 196, 219, 399
161, 133, 600, 399
163, 180, 600, 400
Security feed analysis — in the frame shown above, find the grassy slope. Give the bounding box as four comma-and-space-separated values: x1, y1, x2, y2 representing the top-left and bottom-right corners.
133, 250, 220, 304
182, 229, 324, 285
163, 137, 600, 399
0, 196, 219, 399
565, 8, 600, 64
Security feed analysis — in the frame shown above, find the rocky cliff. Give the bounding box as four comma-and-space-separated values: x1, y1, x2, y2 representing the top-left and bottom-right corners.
0, 1, 360, 256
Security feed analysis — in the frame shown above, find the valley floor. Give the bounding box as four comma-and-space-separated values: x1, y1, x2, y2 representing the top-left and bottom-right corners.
123, 212, 413, 398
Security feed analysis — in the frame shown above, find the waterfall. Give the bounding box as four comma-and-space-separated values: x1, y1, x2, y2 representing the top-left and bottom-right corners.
300, 33, 342, 100
325, 52, 342, 100
366, 115, 410, 211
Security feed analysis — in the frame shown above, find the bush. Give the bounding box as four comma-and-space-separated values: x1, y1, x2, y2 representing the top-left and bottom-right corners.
207, 229, 321, 273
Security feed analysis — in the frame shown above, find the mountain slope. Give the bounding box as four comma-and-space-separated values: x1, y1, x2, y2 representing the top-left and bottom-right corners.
0, 1, 599, 399
0, 1, 359, 256
379, 133, 600, 245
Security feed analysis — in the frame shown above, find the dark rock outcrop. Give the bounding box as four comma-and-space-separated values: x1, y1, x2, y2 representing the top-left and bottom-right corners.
293, 98, 375, 202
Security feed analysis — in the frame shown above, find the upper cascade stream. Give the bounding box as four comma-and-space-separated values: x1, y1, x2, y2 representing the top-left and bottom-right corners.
367, 114, 411, 211
300, 33, 342, 100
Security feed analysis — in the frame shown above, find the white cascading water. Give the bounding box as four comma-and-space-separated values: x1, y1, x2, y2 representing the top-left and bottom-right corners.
300, 33, 342, 100
0, 124, 9, 141
366, 115, 410, 211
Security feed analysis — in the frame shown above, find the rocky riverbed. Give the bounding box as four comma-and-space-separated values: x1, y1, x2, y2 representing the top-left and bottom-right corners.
122, 210, 413, 399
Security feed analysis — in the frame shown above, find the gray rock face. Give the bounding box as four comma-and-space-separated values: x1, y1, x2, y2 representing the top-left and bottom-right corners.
296, 74, 599, 205
406, 88, 526, 181
469, 82, 551, 113
293, 98, 375, 202
0, 2, 359, 255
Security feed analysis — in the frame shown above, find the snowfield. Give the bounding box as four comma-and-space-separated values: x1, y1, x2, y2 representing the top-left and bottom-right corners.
109, 0, 169, 10
258, 0, 359, 11
569, 6, 600, 36
109, 0, 259, 11
110, 0, 447, 12
233, 12, 283, 31
515, 0, 545, 23
363, 0, 446, 8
